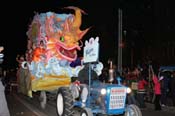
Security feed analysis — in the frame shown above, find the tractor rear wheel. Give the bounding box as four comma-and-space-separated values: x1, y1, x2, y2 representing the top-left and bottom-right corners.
56, 87, 74, 116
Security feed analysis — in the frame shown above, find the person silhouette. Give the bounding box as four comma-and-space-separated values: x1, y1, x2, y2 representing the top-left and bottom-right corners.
0, 46, 10, 116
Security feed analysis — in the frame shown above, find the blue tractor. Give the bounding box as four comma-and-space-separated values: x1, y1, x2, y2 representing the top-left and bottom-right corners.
56, 64, 142, 116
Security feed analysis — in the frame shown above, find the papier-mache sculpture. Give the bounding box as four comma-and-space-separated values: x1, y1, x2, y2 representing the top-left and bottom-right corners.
17, 6, 103, 97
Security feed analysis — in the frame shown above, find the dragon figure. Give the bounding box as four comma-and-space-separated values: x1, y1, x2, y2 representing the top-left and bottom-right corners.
27, 6, 89, 62
17, 7, 103, 97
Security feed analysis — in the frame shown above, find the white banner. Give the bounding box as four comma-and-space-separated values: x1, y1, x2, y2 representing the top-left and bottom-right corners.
83, 37, 99, 63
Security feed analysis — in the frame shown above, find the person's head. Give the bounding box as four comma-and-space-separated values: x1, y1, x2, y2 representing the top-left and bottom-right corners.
0, 46, 4, 53
133, 67, 140, 77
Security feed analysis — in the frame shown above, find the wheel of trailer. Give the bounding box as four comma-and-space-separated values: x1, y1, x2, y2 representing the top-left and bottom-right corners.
124, 104, 142, 116
80, 108, 93, 116
56, 87, 74, 116
39, 91, 47, 109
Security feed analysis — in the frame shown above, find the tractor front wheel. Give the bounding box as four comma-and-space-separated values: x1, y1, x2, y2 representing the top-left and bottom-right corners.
124, 104, 142, 116
80, 108, 93, 116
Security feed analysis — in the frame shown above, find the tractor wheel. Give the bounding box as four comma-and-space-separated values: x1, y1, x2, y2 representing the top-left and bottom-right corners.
56, 87, 74, 116
124, 104, 142, 116
80, 108, 93, 116
133, 104, 142, 116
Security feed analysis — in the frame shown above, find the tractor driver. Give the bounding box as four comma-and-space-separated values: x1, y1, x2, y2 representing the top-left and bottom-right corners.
78, 63, 98, 107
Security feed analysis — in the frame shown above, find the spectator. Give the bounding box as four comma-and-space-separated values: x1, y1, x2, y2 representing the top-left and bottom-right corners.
160, 71, 170, 106
0, 77, 10, 116
152, 71, 162, 111
0, 46, 10, 116
126, 81, 137, 105
137, 76, 148, 108
114, 71, 125, 85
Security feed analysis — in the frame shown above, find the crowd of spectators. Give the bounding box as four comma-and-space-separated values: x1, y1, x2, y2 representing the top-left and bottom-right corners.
99, 59, 175, 110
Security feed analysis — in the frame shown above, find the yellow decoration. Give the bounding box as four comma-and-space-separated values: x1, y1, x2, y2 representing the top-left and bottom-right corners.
31, 75, 71, 91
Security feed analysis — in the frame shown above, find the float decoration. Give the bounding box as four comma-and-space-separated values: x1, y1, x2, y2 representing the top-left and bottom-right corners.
18, 7, 103, 98
18, 7, 89, 96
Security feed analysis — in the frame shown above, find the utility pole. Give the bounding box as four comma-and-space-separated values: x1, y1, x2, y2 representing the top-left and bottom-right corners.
118, 8, 122, 75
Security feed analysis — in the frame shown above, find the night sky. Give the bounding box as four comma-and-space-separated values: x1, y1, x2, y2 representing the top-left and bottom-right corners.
0, 0, 175, 68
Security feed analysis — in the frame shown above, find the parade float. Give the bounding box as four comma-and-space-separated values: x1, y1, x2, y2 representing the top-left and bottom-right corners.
17, 6, 142, 116
17, 6, 101, 115
19, 6, 89, 94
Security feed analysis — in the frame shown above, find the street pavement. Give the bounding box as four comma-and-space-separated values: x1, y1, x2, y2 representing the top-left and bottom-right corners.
5, 91, 175, 116
142, 102, 175, 116
6, 93, 47, 116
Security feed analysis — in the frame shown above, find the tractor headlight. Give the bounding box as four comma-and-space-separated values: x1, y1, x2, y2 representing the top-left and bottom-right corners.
126, 87, 132, 94
101, 88, 107, 95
